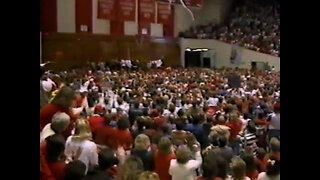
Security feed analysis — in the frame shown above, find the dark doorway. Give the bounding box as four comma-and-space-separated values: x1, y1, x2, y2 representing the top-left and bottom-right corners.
251, 62, 257, 71
203, 57, 211, 68
185, 51, 201, 67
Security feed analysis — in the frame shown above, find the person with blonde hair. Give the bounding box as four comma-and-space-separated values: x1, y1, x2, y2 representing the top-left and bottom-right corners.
169, 146, 202, 180
154, 137, 176, 180
131, 134, 154, 171
117, 156, 144, 180
65, 119, 98, 172
230, 157, 251, 180
138, 171, 160, 180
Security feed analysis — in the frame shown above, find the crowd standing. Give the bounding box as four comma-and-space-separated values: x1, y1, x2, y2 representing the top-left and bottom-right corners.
179, 0, 280, 57
40, 62, 280, 180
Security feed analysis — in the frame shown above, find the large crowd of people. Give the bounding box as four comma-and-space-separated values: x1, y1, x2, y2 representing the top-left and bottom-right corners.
40, 63, 280, 180
179, 0, 280, 57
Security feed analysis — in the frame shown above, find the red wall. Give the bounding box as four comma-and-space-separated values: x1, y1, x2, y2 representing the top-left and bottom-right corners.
40, 0, 57, 33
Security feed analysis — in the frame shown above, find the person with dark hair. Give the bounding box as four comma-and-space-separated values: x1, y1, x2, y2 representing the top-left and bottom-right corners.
46, 134, 67, 180
184, 113, 206, 147
213, 136, 234, 164
129, 100, 144, 125
257, 156, 280, 180
112, 117, 133, 150
255, 148, 267, 173
84, 148, 119, 180
172, 121, 187, 146
132, 117, 146, 139
196, 155, 223, 180
64, 160, 87, 180
241, 153, 259, 180
239, 120, 258, 155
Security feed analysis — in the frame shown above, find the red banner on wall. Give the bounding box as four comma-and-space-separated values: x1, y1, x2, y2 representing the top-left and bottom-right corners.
157, 2, 172, 25
98, 0, 116, 20
139, 0, 155, 23
118, 0, 136, 21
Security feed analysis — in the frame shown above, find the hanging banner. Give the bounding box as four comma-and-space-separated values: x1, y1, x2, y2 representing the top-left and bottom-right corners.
98, 0, 116, 20
139, 0, 156, 23
118, 0, 136, 21
230, 45, 242, 65
157, 2, 172, 25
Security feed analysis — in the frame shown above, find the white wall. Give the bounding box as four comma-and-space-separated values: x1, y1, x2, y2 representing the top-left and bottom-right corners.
57, 0, 76, 33
92, 0, 110, 34
174, 0, 233, 37
180, 39, 280, 71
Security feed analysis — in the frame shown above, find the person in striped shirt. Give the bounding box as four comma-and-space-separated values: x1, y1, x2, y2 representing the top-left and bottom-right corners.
239, 120, 258, 155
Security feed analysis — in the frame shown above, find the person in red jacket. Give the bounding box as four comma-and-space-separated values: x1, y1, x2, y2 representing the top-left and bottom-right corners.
88, 105, 106, 133
112, 117, 133, 150
225, 113, 242, 155
40, 86, 77, 139
154, 137, 176, 180
46, 134, 67, 180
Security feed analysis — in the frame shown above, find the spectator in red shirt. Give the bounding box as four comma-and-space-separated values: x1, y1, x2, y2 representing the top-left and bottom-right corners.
40, 86, 77, 139
255, 148, 267, 173
93, 115, 114, 148
88, 106, 106, 134
226, 113, 243, 155
46, 134, 67, 180
154, 137, 176, 180
112, 117, 133, 150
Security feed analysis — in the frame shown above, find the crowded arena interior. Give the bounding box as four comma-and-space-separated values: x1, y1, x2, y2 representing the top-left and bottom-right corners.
40, 0, 280, 180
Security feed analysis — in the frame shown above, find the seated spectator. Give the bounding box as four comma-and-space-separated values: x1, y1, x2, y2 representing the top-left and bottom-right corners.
64, 160, 87, 180
154, 137, 176, 180
131, 134, 154, 171
169, 146, 202, 180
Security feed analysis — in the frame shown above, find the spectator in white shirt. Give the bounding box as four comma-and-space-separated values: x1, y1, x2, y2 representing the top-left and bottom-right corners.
65, 119, 98, 173
40, 112, 70, 143
169, 146, 202, 180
